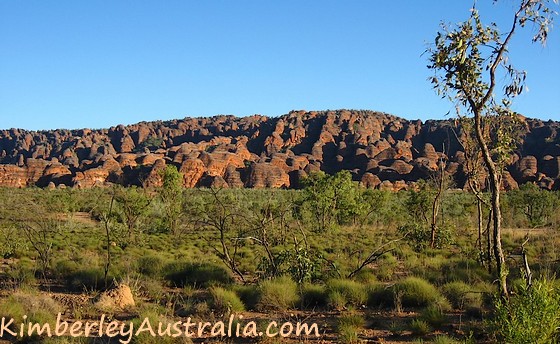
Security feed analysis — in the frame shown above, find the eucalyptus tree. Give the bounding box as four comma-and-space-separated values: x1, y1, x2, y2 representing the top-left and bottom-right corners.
427, 0, 557, 297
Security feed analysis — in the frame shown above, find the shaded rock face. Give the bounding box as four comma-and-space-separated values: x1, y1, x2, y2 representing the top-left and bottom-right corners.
1, 110, 560, 190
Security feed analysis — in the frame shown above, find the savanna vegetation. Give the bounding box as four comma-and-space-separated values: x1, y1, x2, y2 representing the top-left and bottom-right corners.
1, 166, 560, 343
1, 0, 559, 343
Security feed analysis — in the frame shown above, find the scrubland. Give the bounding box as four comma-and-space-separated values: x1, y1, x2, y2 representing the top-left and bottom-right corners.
1, 170, 560, 343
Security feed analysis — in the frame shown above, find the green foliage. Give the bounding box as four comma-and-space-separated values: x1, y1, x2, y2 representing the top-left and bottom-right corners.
256, 275, 299, 311
134, 136, 163, 153
420, 305, 447, 328
507, 183, 558, 227
297, 171, 365, 231
64, 267, 107, 291
300, 283, 328, 309
257, 245, 318, 282
210, 286, 245, 314
114, 186, 151, 247
0, 226, 28, 259
367, 284, 394, 308
336, 314, 365, 343
326, 279, 368, 310
492, 278, 560, 344
6, 257, 36, 287
394, 277, 443, 308
442, 281, 482, 310
405, 185, 432, 225
233, 284, 260, 310
410, 318, 431, 336
158, 165, 183, 233
432, 335, 464, 344
163, 262, 233, 288
136, 254, 166, 278
0, 289, 62, 325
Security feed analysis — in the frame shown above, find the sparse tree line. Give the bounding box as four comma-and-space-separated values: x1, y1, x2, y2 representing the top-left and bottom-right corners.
1, 166, 560, 284
0, 0, 558, 340
1, 163, 560, 342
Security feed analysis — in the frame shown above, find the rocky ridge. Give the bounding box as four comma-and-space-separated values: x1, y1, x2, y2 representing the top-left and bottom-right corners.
1, 109, 560, 191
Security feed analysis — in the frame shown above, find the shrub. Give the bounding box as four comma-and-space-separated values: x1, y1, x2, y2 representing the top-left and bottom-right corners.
137, 277, 166, 302
367, 283, 394, 308
64, 268, 106, 291
0, 289, 62, 325
233, 284, 260, 310
6, 257, 36, 287
442, 281, 482, 311
492, 278, 560, 344
326, 279, 368, 310
409, 319, 431, 336
420, 305, 446, 328
352, 269, 377, 284
210, 286, 245, 314
394, 277, 443, 308
164, 262, 233, 288
300, 283, 328, 309
432, 335, 462, 344
336, 314, 365, 344
439, 259, 490, 284
136, 254, 166, 278
327, 291, 347, 311
376, 253, 398, 281
257, 276, 299, 311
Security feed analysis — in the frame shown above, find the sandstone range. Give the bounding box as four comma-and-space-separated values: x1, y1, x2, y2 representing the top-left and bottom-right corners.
1, 109, 559, 191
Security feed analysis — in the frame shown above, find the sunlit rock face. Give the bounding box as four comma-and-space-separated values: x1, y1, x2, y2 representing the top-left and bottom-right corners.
1, 110, 559, 190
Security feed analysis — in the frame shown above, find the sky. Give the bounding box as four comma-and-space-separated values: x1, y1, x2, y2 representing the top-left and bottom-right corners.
1, 1, 559, 131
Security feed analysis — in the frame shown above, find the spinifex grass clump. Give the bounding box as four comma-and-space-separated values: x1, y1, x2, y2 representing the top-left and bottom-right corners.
393, 276, 445, 308
300, 283, 328, 309
163, 262, 233, 288
326, 279, 368, 310
0, 289, 62, 334
336, 314, 365, 344
256, 276, 299, 311
210, 286, 245, 314
442, 281, 482, 311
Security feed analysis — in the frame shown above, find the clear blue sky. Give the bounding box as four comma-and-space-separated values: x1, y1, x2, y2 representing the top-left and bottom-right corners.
1, 1, 559, 130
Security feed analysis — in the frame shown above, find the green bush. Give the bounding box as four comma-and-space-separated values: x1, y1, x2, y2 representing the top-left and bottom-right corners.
420, 305, 446, 328
210, 286, 245, 314
64, 268, 106, 291
442, 281, 481, 311
432, 335, 462, 344
163, 262, 233, 287
326, 279, 368, 310
394, 276, 443, 308
233, 284, 260, 310
336, 314, 365, 344
6, 257, 36, 287
257, 276, 299, 311
0, 289, 62, 325
410, 318, 431, 336
137, 277, 166, 302
300, 283, 328, 309
492, 278, 560, 344
136, 254, 166, 278
367, 283, 394, 308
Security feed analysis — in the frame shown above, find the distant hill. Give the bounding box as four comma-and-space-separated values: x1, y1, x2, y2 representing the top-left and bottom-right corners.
1, 109, 560, 190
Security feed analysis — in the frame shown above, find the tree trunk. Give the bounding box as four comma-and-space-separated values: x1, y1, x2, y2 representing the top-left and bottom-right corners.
430, 160, 445, 249
486, 207, 493, 273
477, 199, 484, 265
473, 111, 508, 298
